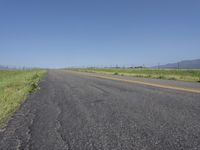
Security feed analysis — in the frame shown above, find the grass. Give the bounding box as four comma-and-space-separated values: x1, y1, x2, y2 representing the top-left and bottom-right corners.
67, 68, 200, 82
0, 69, 47, 126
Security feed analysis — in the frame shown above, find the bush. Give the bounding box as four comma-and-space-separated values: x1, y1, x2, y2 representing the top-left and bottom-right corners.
32, 73, 39, 80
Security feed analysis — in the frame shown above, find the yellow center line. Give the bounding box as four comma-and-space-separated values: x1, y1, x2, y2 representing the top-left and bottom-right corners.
67, 71, 200, 94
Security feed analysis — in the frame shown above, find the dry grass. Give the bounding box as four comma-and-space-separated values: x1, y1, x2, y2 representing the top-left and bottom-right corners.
0, 69, 47, 126
67, 68, 200, 82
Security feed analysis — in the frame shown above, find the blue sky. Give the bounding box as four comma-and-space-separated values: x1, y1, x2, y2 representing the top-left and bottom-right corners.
0, 0, 200, 68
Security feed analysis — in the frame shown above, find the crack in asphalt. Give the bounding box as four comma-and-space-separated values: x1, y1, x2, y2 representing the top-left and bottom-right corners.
55, 106, 70, 150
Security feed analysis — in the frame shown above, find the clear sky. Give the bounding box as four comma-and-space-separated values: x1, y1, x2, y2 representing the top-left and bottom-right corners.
0, 0, 200, 68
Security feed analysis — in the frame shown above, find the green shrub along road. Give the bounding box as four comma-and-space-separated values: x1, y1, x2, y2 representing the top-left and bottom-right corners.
67, 68, 200, 82
0, 69, 47, 126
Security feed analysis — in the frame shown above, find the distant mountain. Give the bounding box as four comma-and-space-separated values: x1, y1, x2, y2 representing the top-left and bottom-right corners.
0, 65, 9, 70
153, 59, 200, 69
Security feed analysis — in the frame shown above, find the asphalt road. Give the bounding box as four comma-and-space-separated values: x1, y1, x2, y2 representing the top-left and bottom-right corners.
0, 70, 200, 150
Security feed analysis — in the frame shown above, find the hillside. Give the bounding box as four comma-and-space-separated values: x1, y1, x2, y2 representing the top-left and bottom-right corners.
154, 59, 200, 69
0, 65, 8, 70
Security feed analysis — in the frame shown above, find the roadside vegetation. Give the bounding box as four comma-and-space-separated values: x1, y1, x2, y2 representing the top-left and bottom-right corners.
67, 68, 200, 82
0, 69, 47, 126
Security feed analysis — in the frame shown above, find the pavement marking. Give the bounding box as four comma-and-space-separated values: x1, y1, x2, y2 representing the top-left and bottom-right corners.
68, 71, 200, 94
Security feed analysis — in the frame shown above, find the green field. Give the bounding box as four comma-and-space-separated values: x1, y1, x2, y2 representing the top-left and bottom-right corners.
0, 69, 47, 126
67, 68, 200, 82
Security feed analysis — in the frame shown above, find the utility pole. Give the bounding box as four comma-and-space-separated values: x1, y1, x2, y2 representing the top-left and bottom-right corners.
177, 63, 180, 70
158, 63, 160, 69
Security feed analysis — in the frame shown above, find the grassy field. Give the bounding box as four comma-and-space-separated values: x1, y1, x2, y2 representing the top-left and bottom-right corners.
0, 69, 47, 126
67, 68, 200, 82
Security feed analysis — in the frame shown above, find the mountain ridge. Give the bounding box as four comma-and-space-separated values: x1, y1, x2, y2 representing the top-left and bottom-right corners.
153, 59, 200, 69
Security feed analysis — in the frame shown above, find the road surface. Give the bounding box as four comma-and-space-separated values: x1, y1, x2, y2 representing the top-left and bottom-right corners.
0, 70, 200, 150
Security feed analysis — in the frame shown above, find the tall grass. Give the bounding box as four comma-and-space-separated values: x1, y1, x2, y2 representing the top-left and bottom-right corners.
67, 68, 200, 82
0, 69, 47, 126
